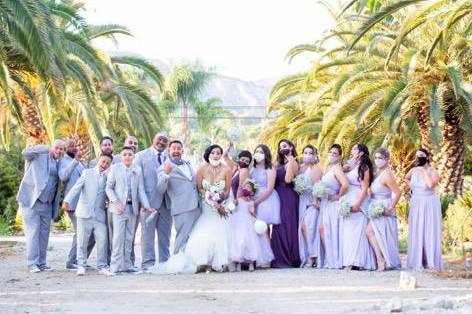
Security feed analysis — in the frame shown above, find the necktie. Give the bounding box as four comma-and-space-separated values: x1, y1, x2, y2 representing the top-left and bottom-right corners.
157, 152, 162, 165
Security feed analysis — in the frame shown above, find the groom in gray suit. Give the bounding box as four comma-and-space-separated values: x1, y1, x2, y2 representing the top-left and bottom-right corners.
157, 140, 200, 254
17, 140, 65, 273
135, 132, 170, 269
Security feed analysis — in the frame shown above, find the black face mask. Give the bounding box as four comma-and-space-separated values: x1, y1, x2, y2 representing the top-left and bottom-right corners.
416, 157, 428, 166
238, 160, 249, 169
67, 151, 75, 159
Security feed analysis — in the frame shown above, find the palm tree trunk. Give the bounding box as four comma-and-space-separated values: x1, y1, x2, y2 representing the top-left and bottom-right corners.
415, 100, 433, 153
15, 87, 48, 145
437, 83, 465, 197
183, 101, 189, 146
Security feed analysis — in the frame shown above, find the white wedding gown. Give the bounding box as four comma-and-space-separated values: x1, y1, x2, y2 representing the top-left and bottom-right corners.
153, 180, 230, 274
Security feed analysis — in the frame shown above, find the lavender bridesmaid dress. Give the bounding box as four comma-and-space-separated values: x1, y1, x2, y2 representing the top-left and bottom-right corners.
298, 169, 321, 266
270, 165, 301, 268
407, 169, 442, 271
318, 168, 342, 269
251, 167, 281, 224
369, 174, 402, 270
340, 166, 376, 270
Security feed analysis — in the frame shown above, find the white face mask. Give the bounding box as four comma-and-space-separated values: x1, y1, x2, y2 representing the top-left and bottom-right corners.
327, 155, 338, 164
375, 158, 387, 169
253, 152, 265, 162
209, 159, 221, 167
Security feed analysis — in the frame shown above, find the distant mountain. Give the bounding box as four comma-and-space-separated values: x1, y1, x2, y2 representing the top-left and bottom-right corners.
109, 52, 273, 121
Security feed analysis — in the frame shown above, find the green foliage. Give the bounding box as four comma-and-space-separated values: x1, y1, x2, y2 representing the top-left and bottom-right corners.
443, 191, 472, 256
0, 148, 23, 234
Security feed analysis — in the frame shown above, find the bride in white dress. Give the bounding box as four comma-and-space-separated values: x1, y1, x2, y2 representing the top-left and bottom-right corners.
156, 144, 233, 274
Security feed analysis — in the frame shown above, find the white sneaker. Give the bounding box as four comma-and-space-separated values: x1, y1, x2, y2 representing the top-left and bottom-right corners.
76, 267, 86, 276
99, 268, 115, 276
29, 266, 41, 273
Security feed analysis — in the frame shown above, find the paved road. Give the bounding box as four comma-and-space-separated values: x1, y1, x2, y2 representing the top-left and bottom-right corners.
1, 233, 472, 313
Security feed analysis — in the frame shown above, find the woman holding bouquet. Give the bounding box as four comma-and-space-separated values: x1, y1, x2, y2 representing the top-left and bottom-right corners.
271, 139, 301, 268
318, 144, 349, 269
296, 145, 323, 268
340, 144, 376, 270
365, 147, 402, 271
405, 148, 442, 271
181, 144, 232, 272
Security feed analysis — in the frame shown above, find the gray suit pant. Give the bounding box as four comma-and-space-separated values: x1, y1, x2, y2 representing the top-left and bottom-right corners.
110, 209, 137, 273
23, 201, 52, 268
140, 206, 172, 267
77, 217, 108, 269
66, 210, 95, 267
173, 208, 201, 254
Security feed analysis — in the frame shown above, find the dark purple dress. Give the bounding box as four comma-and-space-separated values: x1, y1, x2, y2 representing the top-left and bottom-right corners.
270, 165, 301, 268
231, 171, 240, 199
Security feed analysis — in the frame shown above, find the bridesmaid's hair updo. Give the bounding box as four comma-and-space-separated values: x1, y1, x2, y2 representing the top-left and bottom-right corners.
203, 144, 223, 163
302, 144, 319, 163
277, 139, 298, 165
356, 143, 374, 185
330, 143, 343, 156
253, 144, 273, 169
375, 147, 390, 159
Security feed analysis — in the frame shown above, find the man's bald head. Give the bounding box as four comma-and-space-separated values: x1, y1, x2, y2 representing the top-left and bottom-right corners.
153, 132, 168, 152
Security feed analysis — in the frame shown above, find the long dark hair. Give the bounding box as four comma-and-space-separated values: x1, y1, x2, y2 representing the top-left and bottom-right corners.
277, 139, 298, 165
356, 143, 374, 185
253, 144, 273, 169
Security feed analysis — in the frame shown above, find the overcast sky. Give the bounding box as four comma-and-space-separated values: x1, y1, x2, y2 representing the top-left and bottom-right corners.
84, 0, 334, 81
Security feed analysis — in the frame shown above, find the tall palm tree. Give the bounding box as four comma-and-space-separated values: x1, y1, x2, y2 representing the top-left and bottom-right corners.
164, 61, 214, 146
347, 0, 472, 195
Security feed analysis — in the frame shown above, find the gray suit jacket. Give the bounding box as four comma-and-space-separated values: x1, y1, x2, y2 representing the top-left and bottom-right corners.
106, 163, 150, 215
134, 147, 167, 209
59, 155, 85, 211
16, 145, 62, 220
64, 167, 108, 223
157, 161, 199, 216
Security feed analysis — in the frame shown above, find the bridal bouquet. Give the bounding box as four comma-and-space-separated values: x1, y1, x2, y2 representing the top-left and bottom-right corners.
338, 200, 352, 217
293, 175, 313, 194
203, 181, 233, 217
368, 200, 386, 219
312, 181, 330, 199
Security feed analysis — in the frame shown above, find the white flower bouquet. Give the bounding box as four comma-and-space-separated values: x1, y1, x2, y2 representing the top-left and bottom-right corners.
312, 181, 330, 199
368, 200, 386, 219
338, 200, 352, 217
293, 175, 313, 194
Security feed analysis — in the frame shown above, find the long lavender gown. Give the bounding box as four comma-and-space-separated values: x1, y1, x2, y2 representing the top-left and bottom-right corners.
317, 168, 342, 269
230, 170, 274, 267
407, 169, 442, 271
298, 169, 321, 266
369, 174, 402, 270
251, 167, 281, 224
340, 166, 376, 270
271, 165, 300, 268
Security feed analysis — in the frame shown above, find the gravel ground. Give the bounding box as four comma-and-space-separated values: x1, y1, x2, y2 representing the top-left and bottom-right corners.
1, 233, 472, 314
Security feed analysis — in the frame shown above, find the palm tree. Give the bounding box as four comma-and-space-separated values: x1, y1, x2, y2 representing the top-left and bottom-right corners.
346, 0, 472, 195
164, 61, 214, 146
191, 97, 231, 136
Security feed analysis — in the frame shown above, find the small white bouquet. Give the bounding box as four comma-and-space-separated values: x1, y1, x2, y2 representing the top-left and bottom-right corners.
312, 181, 330, 199
368, 200, 386, 219
293, 175, 313, 194
338, 200, 352, 217
254, 219, 268, 234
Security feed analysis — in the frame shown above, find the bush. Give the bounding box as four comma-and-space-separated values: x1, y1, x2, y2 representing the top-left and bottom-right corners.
0, 148, 23, 235
443, 192, 472, 256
